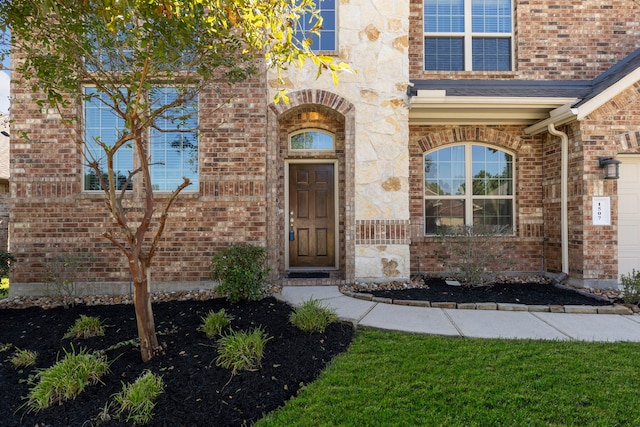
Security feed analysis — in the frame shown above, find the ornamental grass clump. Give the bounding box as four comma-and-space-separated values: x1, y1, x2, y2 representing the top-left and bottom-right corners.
200, 309, 233, 338
289, 298, 339, 333
10, 348, 38, 368
211, 245, 269, 303
113, 370, 165, 425
27, 346, 110, 410
216, 327, 272, 375
64, 315, 105, 339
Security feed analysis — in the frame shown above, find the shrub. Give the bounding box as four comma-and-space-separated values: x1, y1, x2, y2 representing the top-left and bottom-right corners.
435, 225, 514, 286
113, 370, 165, 425
621, 269, 640, 304
211, 245, 269, 303
64, 315, 105, 339
0, 250, 14, 278
10, 348, 38, 368
216, 327, 272, 375
43, 253, 96, 308
27, 346, 110, 410
289, 299, 339, 333
200, 309, 233, 338
0, 278, 8, 299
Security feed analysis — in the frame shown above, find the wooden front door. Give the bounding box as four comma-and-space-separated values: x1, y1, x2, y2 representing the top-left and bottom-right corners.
289, 163, 335, 268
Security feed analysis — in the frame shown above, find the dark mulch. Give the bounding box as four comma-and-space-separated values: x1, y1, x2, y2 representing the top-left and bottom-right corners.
0, 297, 355, 426
364, 277, 616, 306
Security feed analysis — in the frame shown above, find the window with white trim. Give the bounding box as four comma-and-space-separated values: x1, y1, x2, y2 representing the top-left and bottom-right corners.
423, 0, 512, 71
294, 0, 337, 51
424, 143, 514, 234
83, 87, 198, 191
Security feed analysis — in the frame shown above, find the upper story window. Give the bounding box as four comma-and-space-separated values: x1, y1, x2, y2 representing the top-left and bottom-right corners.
290, 130, 334, 151
423, 0, 512, 71
424, 143, 514, 234
83, 87, 199, 192
295, 0, 337, 51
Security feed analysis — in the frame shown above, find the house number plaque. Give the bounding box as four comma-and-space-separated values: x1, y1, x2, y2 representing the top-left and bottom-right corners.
592, 197, 611, 226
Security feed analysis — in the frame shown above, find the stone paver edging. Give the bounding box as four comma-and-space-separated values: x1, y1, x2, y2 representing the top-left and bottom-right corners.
341, 291, 635, 315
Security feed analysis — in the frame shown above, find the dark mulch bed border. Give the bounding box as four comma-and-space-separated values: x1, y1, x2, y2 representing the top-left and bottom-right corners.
0, 296, 354, 426
357, 277, 617, 306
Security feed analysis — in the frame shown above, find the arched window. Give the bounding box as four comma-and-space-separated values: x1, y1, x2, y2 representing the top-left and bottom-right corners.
289, 130, 334, 151
424, 143, 514, 234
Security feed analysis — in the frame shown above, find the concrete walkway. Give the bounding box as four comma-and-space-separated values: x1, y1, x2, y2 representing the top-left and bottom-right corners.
275, 286, 640, 342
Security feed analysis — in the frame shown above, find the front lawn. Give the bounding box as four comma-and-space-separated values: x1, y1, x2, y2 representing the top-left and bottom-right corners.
258, 331, 640, 426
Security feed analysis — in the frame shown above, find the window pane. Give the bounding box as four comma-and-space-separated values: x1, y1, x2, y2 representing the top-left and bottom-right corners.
83, 87, 133, 191
425, 146, 466, 196
425, 37, 464, 71
149, 88, 199, 191
294, 0, 336, 51
471, 0, 511, 33
425, 199, 466, 234
290, 131, 334, 150
472, 38, 510, 71
424, 0, 465, 32
471, 146, 512, 196
472, 199, 513, 230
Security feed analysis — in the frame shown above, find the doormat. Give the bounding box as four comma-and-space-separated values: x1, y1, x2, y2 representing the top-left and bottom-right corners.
287, 272, 330, 279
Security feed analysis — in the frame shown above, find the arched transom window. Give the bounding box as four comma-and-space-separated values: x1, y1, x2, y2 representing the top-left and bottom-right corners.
290, 130, 334, 151
424, 143, 514, 234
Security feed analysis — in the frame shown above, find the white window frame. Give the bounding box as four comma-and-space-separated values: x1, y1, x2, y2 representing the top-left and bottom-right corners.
424, 143, 516, 235
423, 0, 514, 71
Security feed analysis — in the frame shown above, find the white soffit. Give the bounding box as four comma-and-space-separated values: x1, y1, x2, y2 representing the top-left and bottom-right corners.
409, 90, 579, 125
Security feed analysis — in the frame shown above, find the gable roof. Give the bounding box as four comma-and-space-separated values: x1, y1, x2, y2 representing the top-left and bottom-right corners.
573, 47, 640, 108
409, 47, 640, 129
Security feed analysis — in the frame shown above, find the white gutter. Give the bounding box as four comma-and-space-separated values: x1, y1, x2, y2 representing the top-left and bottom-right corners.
547, 123, 569, 274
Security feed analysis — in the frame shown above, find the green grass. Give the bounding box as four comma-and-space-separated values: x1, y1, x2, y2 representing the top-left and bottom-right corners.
216, 327, 272, 375
64, 315, 105, 339
257, 331, 640, 426
289, 298, 339, 333
27, 346, 110, 410
10, 348, 38, 368
199, 309, 233, 338
113, 370, 165, 425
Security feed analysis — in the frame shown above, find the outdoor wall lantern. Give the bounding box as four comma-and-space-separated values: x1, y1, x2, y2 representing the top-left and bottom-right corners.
598, 156, 621, 180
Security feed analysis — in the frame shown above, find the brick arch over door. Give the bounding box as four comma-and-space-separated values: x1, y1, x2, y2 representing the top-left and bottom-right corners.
266, 90, 356, 282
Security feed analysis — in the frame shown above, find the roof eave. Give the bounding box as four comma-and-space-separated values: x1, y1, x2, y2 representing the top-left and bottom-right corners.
409, 91, 579, 126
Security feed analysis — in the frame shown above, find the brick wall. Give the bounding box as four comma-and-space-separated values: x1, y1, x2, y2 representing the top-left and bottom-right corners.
409, 125, 546, 276
9, 78, 270, 288
576, 83, 640, 283
409, 0, 640, 80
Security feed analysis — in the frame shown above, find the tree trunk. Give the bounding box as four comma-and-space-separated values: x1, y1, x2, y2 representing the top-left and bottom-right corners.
131, 259, 160, 362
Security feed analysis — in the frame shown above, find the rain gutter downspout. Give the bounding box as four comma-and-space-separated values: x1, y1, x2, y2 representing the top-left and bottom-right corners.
547, 123, 569, 274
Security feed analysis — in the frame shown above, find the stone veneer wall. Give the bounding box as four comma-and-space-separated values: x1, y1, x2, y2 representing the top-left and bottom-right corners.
268, 0, 411, 281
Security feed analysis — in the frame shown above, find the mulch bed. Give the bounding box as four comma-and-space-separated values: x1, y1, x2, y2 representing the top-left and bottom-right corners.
359, 277, 617, 306
0, 296, 354, 426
